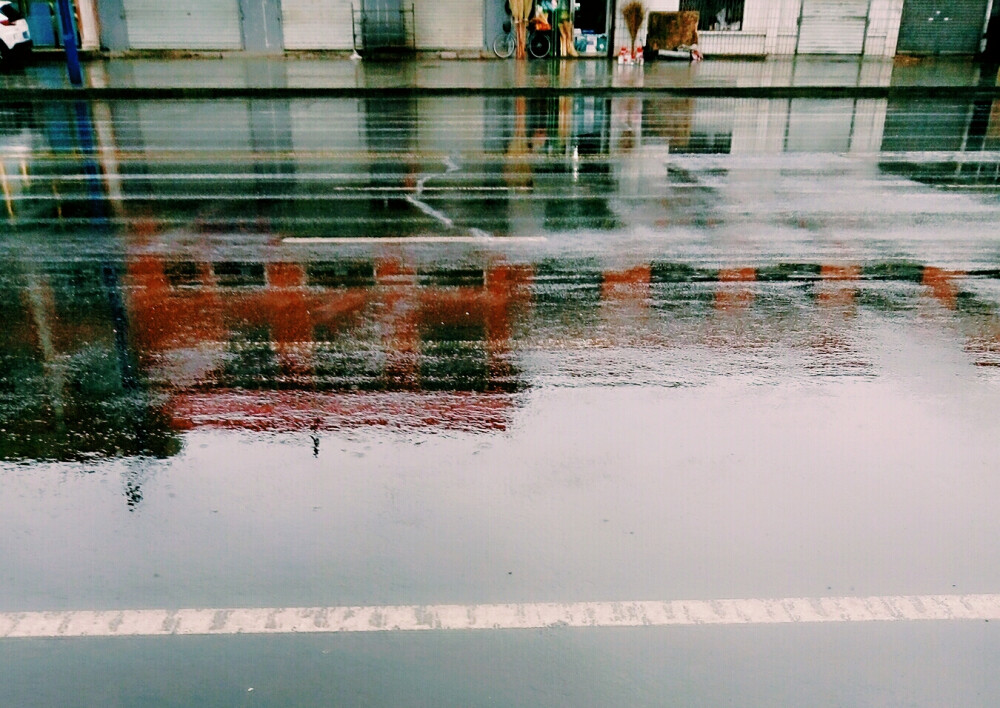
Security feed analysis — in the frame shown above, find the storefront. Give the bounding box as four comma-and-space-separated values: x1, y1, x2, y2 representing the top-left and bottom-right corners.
574, 0, 612, 55
484, 0, 609, 56
81, 0, 993, 58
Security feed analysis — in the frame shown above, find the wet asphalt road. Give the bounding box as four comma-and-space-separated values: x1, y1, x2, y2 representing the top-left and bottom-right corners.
2, 93, 1000, 706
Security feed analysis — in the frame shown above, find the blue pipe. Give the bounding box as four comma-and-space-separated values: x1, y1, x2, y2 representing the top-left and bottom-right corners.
55, 0, 82, 86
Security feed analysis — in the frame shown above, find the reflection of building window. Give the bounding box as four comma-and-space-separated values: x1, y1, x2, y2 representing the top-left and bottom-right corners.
679, 0, 744, 31
213, 262, 265, 288
307, 261, 375, 288
164, 261, 200, 288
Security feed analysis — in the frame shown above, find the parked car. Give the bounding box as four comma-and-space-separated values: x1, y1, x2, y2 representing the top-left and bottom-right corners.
0, 1, 32, 66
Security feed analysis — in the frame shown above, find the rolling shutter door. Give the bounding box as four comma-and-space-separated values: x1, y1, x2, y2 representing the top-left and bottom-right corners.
896, 0, 989, 55
282, 0, 355, 49
797, 0, 870, 54
124, 0, 242, 49
415, 0, 483, 49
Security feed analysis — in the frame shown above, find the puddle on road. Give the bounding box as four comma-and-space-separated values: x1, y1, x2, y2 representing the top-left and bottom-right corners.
3, 247, 1000, 611
2, 96, 1000, 611
2, 252, 1000, 463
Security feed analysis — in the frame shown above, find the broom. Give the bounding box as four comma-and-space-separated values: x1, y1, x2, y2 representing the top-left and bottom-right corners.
509, 0, 531, 60
622, 1, 646, 52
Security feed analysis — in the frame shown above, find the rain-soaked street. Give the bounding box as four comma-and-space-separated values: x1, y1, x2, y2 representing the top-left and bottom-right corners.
3, 84, 1000, 705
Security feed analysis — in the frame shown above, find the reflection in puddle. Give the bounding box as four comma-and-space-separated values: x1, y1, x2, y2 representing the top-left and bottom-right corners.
2, 95, 1000, 468
3, 250, 1000, 466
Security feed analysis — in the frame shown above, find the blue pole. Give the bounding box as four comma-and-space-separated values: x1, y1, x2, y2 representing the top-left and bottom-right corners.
56, 0, 83, 86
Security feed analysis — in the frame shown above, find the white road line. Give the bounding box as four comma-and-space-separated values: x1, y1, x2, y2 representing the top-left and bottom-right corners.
282, 236, 547, 244
403, 195, 455, 228
3, 595, 1000, 639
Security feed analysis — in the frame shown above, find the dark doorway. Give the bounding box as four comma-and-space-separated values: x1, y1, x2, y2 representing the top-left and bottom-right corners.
575, 0, 608, 34
984, 4, 1000, 61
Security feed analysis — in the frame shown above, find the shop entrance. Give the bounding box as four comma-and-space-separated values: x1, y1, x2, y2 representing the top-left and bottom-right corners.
573, 0, 610, 55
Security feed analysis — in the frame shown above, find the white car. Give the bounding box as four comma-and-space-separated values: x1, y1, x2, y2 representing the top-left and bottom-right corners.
0, 1, 32, 66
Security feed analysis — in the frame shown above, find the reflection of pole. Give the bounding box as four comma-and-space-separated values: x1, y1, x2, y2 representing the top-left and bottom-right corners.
24, 274, 66, 428
0, 161, 13, 219
89, 102, 125, 217
103, 264, 137, 391
72, 99, 133, 390
74, 101, 108, 223
56, 0, 83, 86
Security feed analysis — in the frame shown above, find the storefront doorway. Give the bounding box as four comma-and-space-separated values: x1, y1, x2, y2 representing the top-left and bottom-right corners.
574, 0, 611, 55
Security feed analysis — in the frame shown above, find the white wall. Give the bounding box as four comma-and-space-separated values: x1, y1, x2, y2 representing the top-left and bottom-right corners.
865, 0, 905, 56
770, 0, 801, 54
76, 0, 101, 49
849, 99, 888, 153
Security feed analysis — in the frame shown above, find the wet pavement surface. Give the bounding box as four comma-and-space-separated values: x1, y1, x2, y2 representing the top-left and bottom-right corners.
5, 623, 1000, 707
2, 54, 999, 91
3, 91, 1000, 705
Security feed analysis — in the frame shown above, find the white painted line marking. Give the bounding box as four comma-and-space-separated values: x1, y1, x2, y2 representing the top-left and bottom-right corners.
282, 236, 547, 244
3, 595, 1000, 639
404, 195, 454, 228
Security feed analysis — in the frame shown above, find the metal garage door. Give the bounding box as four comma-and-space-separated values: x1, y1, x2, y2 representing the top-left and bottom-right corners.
124, 0, 242, 49
281, 0, 354, 49
415, 0, 483, 49
797, 0, 871, 54
896, 0, 989, 55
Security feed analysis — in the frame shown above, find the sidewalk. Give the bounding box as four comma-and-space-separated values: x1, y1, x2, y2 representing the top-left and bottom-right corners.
2, 53, 998, 97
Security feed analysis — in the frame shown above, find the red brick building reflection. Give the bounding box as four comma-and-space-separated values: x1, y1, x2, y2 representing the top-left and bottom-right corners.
126, 254, 532, 433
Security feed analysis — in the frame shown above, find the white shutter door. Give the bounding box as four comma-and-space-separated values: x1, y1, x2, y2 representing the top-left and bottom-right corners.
797, 0, 869, 54
124, 0, 242, 49
282, 0, 355, 49
415, 0, 483, 49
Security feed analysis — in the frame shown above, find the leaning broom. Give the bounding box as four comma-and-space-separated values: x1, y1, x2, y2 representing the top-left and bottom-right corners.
622, 1, 646, 61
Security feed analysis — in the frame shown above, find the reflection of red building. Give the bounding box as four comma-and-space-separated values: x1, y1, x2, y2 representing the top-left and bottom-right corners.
123, 243, 1000, 434
920, 266, 1000, 368
922, 266, 962, 312
126, 254, 532, 433
169, 390, 519, 433
714, 267, 756, 311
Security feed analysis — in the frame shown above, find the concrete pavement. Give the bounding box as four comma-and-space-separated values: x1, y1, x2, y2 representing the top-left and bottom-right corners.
2, 53, 999, 96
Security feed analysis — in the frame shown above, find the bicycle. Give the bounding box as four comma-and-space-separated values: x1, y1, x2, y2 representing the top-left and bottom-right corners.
493, 19, 551, 59
493, 20, 515, 58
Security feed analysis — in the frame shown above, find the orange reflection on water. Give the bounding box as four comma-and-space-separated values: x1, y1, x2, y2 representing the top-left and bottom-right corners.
714, 267, 756, 311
